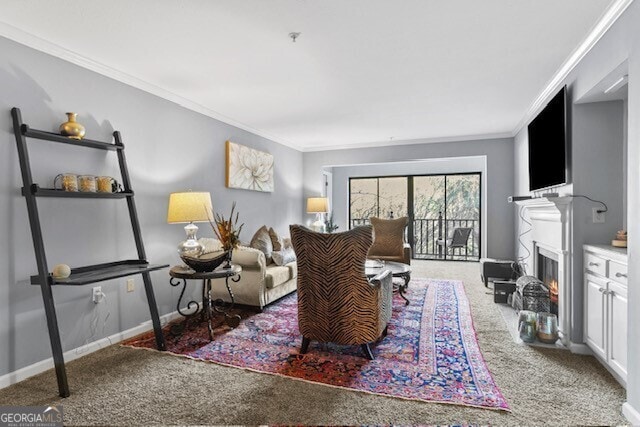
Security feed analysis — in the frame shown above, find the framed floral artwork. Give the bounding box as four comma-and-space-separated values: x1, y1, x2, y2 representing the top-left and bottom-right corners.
225, 141, 274, 192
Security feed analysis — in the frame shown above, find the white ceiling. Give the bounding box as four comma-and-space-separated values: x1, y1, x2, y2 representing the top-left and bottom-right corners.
0, 0, 615, 151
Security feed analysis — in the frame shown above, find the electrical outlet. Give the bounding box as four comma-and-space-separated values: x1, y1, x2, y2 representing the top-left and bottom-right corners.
592, 208, 605, 224
126, 278, 135, 293
92, 286, 104, 304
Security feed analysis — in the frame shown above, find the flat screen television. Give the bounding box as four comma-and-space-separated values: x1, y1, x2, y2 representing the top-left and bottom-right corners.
528, 86, 568, 191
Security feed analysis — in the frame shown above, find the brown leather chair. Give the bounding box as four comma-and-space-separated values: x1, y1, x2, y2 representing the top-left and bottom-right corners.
367, 216, 412, 265
290, 224, 393, 360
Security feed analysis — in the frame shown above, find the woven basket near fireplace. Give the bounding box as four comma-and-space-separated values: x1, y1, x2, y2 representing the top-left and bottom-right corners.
511, 275, 550, 313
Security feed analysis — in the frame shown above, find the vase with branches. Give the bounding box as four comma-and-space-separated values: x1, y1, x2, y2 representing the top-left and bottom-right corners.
209, 202, 244, 268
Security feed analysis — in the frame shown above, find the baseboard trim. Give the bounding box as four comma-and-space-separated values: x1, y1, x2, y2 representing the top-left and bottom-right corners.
568, 341, 592, 355
623, 402, 640, 425
0, 309, 182, 390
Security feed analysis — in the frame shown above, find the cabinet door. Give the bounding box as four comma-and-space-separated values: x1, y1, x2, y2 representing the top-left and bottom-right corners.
608, 281, 627, 379
585, 273, 607, 360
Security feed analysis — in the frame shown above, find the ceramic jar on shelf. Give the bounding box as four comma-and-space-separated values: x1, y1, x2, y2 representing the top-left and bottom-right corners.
54, 173, 121, 193
96, 176, 116, 193
54, 173, 78, 192
78, 175, 96, 192
59, 112, 85, 140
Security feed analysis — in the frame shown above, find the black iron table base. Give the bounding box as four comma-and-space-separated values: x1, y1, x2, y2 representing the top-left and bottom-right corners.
168, 276, 206, 336
365, 261, 412, 306
394, 272, 411, 306
211, 274, 242, 329
169, 265, 242, 340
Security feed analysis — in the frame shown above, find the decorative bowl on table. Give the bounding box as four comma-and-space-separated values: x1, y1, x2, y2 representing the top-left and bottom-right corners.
180, 250, 228, 272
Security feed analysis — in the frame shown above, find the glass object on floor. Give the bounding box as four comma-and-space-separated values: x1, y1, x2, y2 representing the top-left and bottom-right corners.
519, 320, 537, 343
518, 310, 537, 343
536, 312, 559, 344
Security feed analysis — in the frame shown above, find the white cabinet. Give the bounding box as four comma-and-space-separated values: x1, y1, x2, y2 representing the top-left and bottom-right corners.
583, 245, 628, 386
608, 281, 627, 379
585, 273, 607, 359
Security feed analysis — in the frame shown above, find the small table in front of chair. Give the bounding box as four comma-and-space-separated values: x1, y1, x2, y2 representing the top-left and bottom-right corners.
365, 260, 411, 305
169, 264, 242, 340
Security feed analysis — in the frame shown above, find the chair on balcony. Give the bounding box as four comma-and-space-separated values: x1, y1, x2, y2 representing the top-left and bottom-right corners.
367, 216, 412, 265
290, 224, 393, 360
436, 227, 473, 258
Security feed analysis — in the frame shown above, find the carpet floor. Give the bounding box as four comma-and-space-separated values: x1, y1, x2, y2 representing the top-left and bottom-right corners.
124, 279, 510, 411
0, 261, 627, 426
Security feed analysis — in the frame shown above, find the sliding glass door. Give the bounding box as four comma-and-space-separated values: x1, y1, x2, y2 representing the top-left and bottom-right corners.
413, 174, 480, 260
412, 175, 446, 259
349, 173, 481, 261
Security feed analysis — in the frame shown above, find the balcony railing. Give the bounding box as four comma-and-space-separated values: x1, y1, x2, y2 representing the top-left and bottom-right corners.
351, 214, 480, 261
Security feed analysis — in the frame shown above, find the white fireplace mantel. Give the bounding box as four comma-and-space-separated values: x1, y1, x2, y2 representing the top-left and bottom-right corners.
514, 196, 585, 352
515, 197, 572, 254
515, 196, 572, 221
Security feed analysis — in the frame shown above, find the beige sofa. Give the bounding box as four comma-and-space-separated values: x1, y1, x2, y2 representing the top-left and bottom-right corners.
209, 246, 297, 309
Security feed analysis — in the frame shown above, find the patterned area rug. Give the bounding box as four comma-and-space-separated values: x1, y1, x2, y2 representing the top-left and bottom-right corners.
124, 279, 509, 411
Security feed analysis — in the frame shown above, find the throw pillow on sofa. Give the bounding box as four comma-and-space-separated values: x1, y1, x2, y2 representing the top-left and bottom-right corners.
250, 225, 273, 264
268, 227, 284, 251
272, 247, 296, 266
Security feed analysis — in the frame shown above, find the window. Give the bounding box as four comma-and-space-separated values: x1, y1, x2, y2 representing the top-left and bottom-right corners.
349, 173, 481, 261
349, 177, 407, 227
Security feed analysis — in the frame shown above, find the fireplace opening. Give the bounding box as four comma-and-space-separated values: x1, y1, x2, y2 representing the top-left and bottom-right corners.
537, 251, 559, 315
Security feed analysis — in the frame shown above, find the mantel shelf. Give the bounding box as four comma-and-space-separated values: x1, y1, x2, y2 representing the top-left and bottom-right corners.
515, 196, 572, 224
23, 185, 133, 199
514, 196, 573, 209
31, 260, 169, 286
20, 123, 121, 151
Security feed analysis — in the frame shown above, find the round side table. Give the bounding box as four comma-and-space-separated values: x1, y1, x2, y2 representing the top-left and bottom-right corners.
169, 264, 242, 340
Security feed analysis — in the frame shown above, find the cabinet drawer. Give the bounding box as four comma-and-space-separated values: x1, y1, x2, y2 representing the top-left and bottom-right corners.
608, 261, 628, 286
585, 252, 607, 277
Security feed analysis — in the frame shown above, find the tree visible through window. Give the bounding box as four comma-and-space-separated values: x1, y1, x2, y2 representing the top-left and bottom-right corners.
349, 173, 481, 261
349, 177, 407, 226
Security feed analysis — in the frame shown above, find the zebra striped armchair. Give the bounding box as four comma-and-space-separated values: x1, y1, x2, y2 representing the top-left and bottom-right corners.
290, 224, 393, 360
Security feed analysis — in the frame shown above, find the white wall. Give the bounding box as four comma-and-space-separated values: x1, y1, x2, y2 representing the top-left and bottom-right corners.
513, 1, 640, 419
0, 36, 303, 378
627, 18, 640, 421
573, 101, 625, 342
304, 137, 514, 260
623, 98, 628, 229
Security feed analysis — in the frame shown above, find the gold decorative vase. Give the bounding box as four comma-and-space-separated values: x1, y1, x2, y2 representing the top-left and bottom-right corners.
59, 112, 85, 140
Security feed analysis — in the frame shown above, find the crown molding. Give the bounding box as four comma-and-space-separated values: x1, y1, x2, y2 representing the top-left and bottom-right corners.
513, 0, 635, 135
0, 22, 303, 151
299, 132, 513, 152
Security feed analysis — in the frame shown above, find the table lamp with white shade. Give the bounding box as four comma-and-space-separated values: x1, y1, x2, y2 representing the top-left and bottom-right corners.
167, 191, 213, 257
307, 197, 329, 233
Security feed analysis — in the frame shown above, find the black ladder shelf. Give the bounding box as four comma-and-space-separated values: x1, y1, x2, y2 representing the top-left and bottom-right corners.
11, 107, 168, 398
